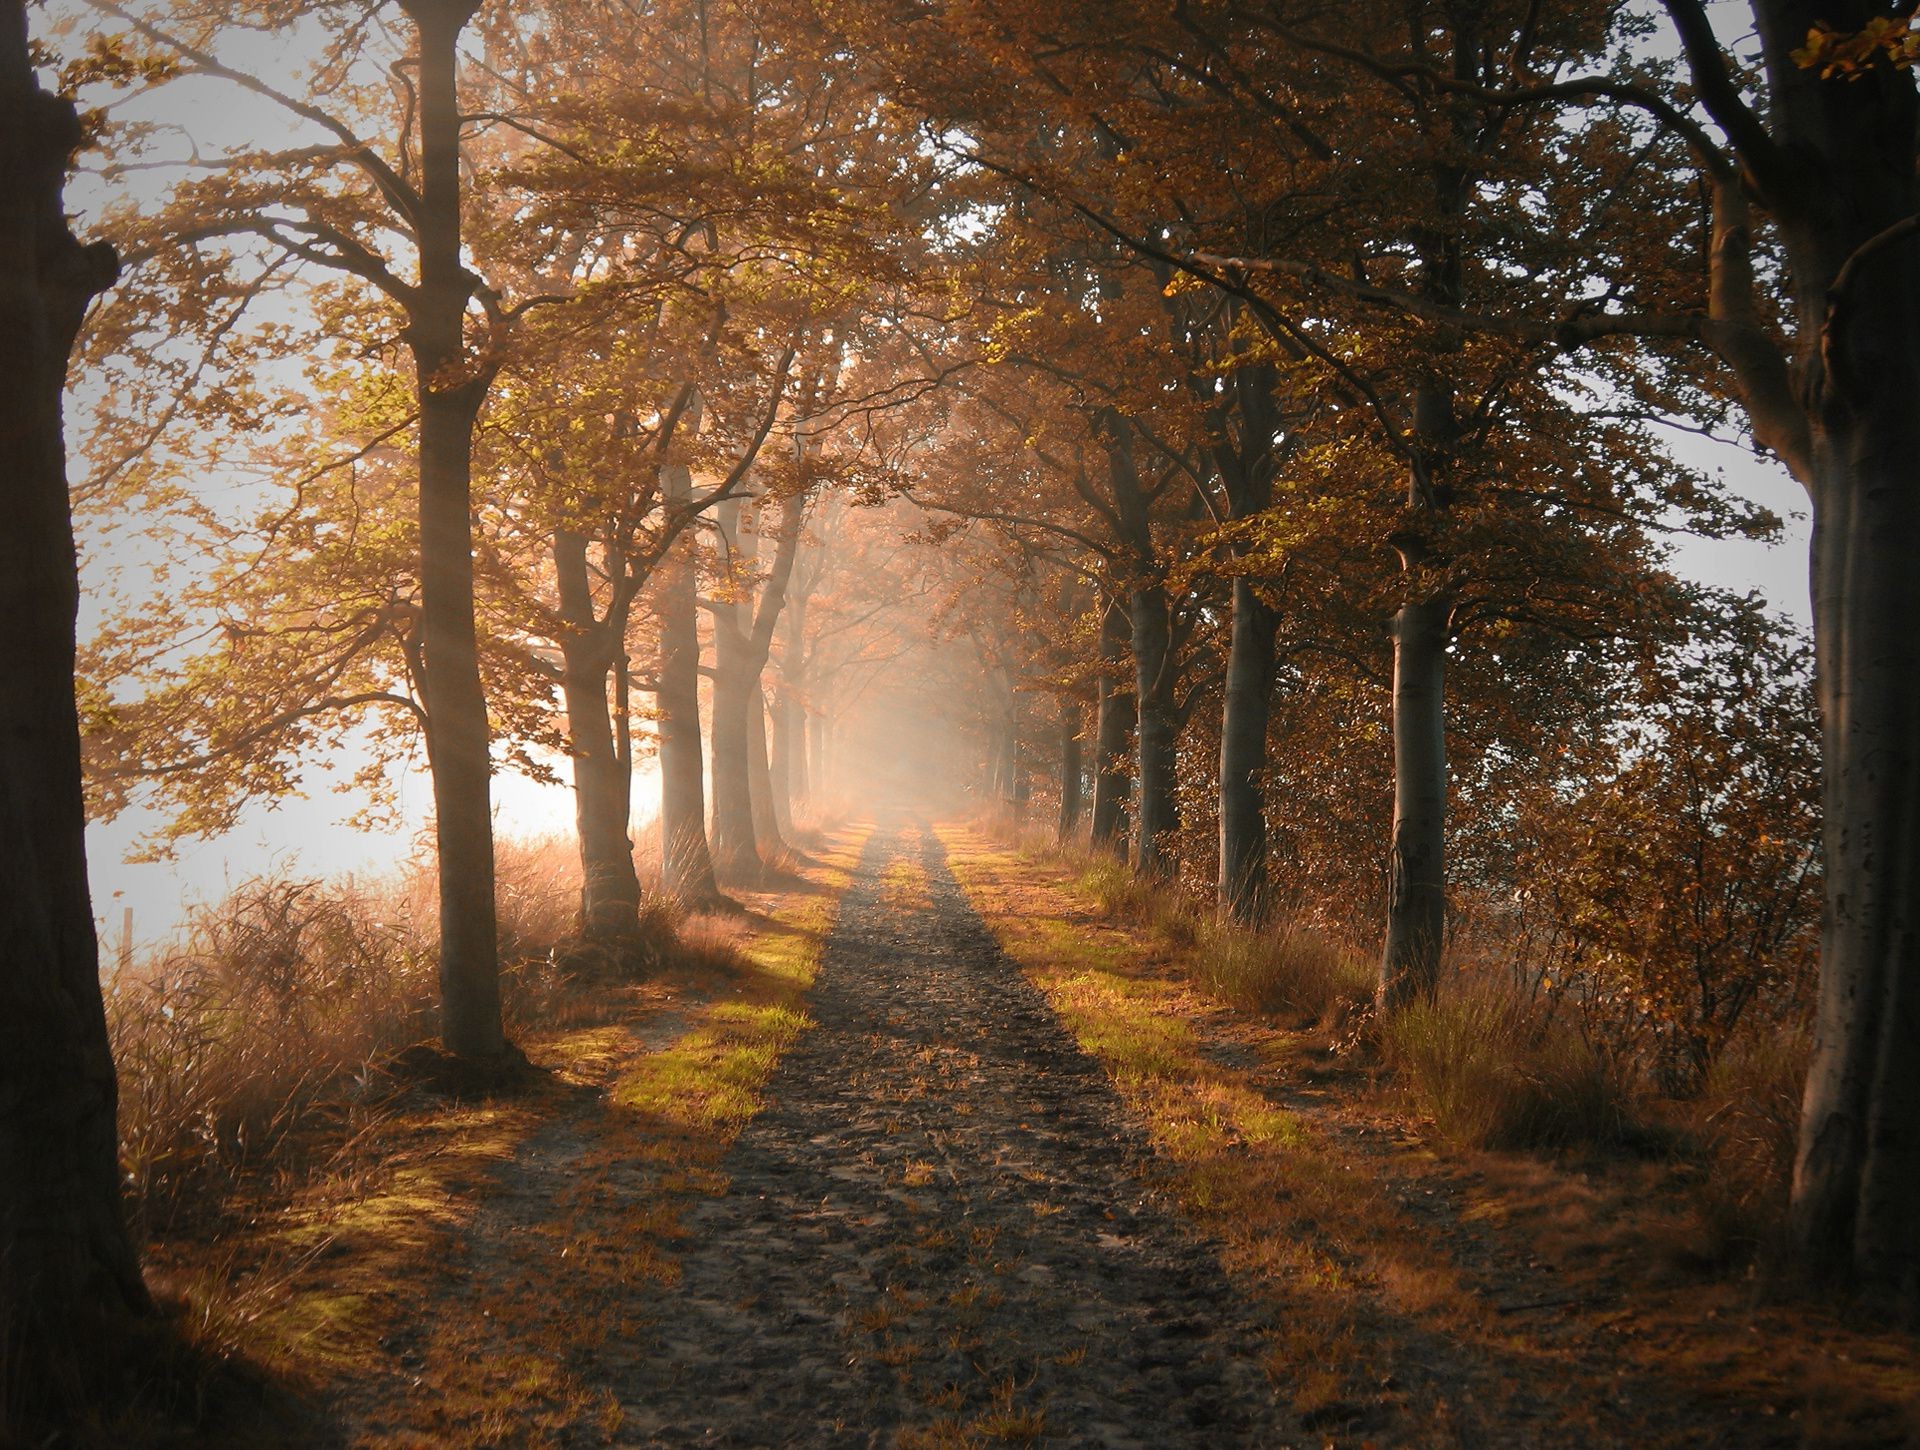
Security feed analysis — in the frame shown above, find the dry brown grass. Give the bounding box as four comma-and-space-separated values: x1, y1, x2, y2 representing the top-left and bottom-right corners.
1375, 981, 1634, 1152
1686, 1019, 1811, 1263
944, 824, 1920, 1445
107, 832, 668, 1233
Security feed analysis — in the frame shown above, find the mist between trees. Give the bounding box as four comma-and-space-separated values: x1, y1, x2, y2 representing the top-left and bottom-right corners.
6, 0, 1919, 1428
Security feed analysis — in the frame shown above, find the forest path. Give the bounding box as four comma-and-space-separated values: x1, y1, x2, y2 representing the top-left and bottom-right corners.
257, 818, 1293, 1448
204, 817, 1920, 1450
605, 816, 1291, 1445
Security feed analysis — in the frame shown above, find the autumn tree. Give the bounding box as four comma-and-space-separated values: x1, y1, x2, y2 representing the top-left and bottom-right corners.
81, 0, 547, 1057
0, 0, 151, 1406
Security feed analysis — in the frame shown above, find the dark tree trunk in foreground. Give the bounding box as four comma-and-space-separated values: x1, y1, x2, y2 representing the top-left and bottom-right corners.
401, 0, 502, 1057
0, 0, 153, 1393
1217, 577, 1277, 924
555, 529, 641, 940
1130, 584, 1179, 879
1658, 0, 1920, 1300
656, 459, 719, 903
1089, 595, 1134, 854
1212, 351, 1281, 924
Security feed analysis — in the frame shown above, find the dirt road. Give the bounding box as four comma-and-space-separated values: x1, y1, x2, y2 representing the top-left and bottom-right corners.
605, 818, 1292, 1445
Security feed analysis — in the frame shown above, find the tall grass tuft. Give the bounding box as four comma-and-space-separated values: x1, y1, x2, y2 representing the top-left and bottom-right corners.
110, 872, 439, 1231
1377, 983, 1634, 1151
1688, 1020, 1811, 1261
107, 836, 621, 1229
1189, 916, 1374, 1024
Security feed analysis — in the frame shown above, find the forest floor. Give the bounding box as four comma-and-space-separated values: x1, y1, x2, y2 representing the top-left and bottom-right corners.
131, 815, 1919, 1449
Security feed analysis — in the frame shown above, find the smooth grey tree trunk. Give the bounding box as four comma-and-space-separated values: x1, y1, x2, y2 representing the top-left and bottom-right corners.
402, 0, 502, 1058
1217, 577, 1278, 924
708, 493, 804, 878
1378, 594, 1449, 1010
0, 4, 153, 1387
656, 462, 719, 904
1131, 584, 1179, 879
708, 496, 759, 874
554, 529, 641, 940
1089, 596, 1134, 854
1058, 702, 1083, 842
749, 679, 784, 854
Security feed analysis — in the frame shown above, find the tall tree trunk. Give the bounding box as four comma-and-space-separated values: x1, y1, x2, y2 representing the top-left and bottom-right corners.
1218, 578, 1277, 924
1089, 596, 1134, 854
708, 492, 805, 876
708, 496, 761, 875
1794, 419, 1920, 1299
0, 5, 152, 1388
555, 529, 640, 940
402, 0, 502, 1057
1378, 593, 1448, 1009
749, 679, 785, 854
1736, 11, 1920, 1291
1057, 702, 1084, 842
1131, 583, 1179, 879
779, 584, 808, 812
769, 677, 795, 838
809, 708, 829, 801
656, 460, 718, 903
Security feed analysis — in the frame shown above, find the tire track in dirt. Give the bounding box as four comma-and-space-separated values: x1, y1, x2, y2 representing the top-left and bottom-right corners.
614, 817, 1294, 1447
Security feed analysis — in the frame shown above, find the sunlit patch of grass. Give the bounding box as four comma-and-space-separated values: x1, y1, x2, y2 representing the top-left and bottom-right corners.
943, 823, 1920, 1443
880, 856, 931, 912
125, 825, 870, 1446
942, 826, 1485, 1427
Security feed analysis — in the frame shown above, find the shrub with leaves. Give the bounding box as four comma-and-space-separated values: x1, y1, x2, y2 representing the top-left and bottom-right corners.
1520, 593, 1820, 1092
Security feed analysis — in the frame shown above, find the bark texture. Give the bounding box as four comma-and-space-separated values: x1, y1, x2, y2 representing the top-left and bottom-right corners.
1089, 596, 1134, 854
402, 0, 502, 1057
1057, 703, 1084, 842
0, 1, 153, 1393
1130, 584, 1179, 879
555, 529, 640, 940
1217, 578, 1277, 924
709, 493, 804, 878
1678, 0, 1920, 1300
656, 459, 719, 903
1377, 594, 1448, 1010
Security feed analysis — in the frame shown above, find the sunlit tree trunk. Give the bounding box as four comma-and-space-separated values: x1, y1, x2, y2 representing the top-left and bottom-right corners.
709, 496, 759, 873
0, 4, 154, 1384
749, 679, 785, 853
554, 529, 640, 940
1089, 594, 1134, 854
773, 583, 807, 822
656, 460, 718, 904
708, 493, 804, 877
769, 680, 795, 837
401, 0, 502, 1056
1379, 592, 1448, 1009
808, 707, 829, 802
1376, 144, 1462, 1010
1687, 0, 1920, 1299
1213, 352, 1281, 923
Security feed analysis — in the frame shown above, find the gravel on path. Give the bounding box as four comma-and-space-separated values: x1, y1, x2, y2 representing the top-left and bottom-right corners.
612, 817, 1295, 1447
